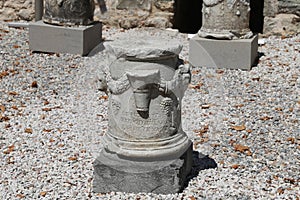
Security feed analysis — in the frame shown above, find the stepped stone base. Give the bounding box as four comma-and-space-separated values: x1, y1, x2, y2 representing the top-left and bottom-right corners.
189, 35, 258, 70
93, 145, 193, 194
29, 21, 102, 56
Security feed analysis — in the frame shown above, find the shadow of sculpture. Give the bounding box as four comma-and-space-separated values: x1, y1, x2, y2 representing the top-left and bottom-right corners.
87, 42, 106, 57
252, 51, 266, 68
183, 151, 218, 190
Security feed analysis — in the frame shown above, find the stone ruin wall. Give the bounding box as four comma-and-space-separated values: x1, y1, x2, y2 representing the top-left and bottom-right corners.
97, 0, 175, 28
0, 0, 299, 28
0, 0, 174, 28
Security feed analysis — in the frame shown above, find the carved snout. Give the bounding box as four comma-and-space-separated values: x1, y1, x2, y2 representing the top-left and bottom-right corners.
126, 69, 160, 112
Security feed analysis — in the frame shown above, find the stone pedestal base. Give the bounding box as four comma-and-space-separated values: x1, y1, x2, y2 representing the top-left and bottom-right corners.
189, 35, 258, 70
29, 21, 102, 56
93, 145, 193, 194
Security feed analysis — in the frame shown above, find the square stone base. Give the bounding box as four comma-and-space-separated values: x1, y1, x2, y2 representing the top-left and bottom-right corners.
29, 21, 102, 56
93, 145, 193, 194
189, 35, 258, 70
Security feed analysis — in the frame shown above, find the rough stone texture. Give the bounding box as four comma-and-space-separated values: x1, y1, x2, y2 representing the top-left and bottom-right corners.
95, 0, 174, 29
43, 0, 95, 25
93, 145, 193, 194
278, 0, 300, 16
0, 0, 299, 31
93, 31, 192, 193
199, 0, 252, 40
189, 34, 258, 70
0, 0, 34, 21
0, 0, 174, 29
263, 13, 300, 37
17, 8, 34, 21
105, 34, 182, 59
264, 0, 279, 17
100, 33, 191, 159
29, 20, 102, 55
0, 23, 299, 199
116, 0, 151, 10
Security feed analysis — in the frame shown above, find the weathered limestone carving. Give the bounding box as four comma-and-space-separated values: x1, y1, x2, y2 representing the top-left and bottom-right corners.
198, 0, 253, 39
43, 0, 95, 25
94, 34, 193, 193
100, 61, 191, 156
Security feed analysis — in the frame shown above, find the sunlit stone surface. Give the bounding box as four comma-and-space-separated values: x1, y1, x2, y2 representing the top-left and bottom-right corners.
93, 33, 193, 194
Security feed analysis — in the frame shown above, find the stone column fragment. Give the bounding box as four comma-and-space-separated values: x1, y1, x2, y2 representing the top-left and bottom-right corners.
189, 0, 258, 70
93, 33, 193, 194
199, 0, 253, 40
43, 0, 95, 25
29, 0, 102, 55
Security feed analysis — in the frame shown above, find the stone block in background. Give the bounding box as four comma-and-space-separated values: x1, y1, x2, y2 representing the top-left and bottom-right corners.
29, 20, 102, 56
189, 35, 258, 70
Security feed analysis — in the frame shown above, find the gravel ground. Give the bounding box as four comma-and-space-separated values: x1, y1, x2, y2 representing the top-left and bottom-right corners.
0, 23, 299, 199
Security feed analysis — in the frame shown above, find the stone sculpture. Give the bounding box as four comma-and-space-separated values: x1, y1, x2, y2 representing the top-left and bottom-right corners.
94, 34, 193, 194
43, 0, 95, 25
30, 0, 102, 55
198, 0, 253, 39
189, 0, 258, 70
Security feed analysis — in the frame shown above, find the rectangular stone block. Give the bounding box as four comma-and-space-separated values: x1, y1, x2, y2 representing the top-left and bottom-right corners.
189, 35, 258, 70
93, 145, 193, 194
29, 20, 102, 56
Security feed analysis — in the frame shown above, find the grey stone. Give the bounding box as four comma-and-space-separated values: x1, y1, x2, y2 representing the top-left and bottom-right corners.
94, 33, 192, 193
101, 58, 191, 160
93, 145, 193, 194
145, 16, 172, 28
104, 35, 182, 59
43, 0, 95, 25
119, 16, 140, 29
154, 0, 174, 12
29, 20, 102, 56
279, 0, 300, 16
117, 0, 151, 10
198, 0, 253, 40
263, 14, 300, 37
264, 0, 279, 17
189, 34, 258, 70
17, 8, 34, 21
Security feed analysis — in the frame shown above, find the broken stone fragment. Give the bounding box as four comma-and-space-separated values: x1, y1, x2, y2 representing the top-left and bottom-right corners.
199, 0, 253, 39
43, 0, 95, 26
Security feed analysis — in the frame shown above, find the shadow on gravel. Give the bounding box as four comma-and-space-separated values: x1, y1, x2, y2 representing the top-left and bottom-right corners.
184, 151, 217, 188
88, 42, 106, 57
252, 51, 265, 68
